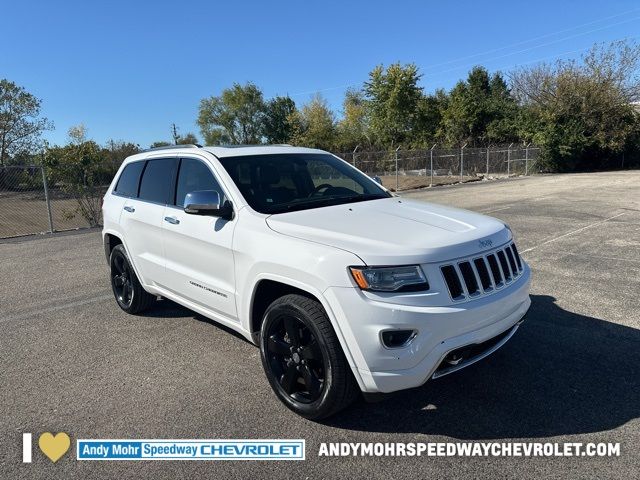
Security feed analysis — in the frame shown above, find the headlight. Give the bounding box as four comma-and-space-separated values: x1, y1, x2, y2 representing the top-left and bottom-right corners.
349, 265, 429, 292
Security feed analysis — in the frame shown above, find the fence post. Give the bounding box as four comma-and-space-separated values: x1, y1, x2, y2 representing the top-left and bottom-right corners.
352, 144, 359, 169
395, 146, 400, 192
486, 145, 490, 176
525, 142, 531, 175
40, 155, 54, 233
430, 143, 436, 187
507, 142, 513, 177
460, 143, 467, 182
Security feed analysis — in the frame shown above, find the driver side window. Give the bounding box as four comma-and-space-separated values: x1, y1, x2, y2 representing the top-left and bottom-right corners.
175, 158, 226, 207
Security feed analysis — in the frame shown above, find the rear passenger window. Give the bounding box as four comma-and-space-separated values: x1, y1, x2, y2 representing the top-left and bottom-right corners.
114, 161, 145, 197
175, 158, 225, 207
138, 158, 177, 204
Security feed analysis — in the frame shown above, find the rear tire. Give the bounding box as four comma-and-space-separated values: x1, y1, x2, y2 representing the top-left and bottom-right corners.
259, 293, 358, 420
109, 244, 155, 314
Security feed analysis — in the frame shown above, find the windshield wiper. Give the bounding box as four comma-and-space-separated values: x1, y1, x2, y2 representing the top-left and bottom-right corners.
272, 193, 388, 213
332, 193, 388, 204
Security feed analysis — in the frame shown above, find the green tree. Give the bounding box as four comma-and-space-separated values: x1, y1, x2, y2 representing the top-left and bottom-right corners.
45, 125, 115, 226
290, 94, 336, 150
440, 67, 518, 146
485, 73, 520, 144
263, 96, 297, 144
412, 89, 447, 147
0, 79, 53, 165
197, 82, 266, 145
177, 132, 199, 145
336, 89, 370, 151
103, 140, 140, 168
150, 140, 172, 148
363, 63, 423, 147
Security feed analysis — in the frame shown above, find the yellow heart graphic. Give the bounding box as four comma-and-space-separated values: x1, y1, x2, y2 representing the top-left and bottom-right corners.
38, 432, 70, 463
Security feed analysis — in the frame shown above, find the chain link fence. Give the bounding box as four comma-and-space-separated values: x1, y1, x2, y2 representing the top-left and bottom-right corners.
340, 144, 540, 192
0, 165, 103, 239
0, 145, 540, 239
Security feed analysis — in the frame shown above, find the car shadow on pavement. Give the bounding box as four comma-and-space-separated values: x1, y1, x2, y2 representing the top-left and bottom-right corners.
326, 294, 640, 439
144, 298, 255, 344
138, 298, 195, 319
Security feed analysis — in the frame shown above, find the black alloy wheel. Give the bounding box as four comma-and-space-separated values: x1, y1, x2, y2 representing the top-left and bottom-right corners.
112, 251, 134, 308
109, 244, 155, 314
266, 314, 326, 403
260, 294, 358, 419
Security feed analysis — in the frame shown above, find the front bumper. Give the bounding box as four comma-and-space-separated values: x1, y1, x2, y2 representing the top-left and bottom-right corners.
324, 264, 531, 393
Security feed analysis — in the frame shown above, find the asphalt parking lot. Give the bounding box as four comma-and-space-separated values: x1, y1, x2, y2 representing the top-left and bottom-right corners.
1, 171, 639, 479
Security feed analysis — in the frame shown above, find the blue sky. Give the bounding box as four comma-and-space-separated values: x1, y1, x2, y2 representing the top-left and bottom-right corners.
2, 0, 639, 148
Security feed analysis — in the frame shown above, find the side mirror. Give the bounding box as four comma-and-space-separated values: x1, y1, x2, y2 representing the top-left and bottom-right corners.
184, 190, 233, 219
371, 175, 383, 185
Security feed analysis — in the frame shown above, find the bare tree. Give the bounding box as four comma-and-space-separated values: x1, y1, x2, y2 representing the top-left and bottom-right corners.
510, 40, 640, 106
509, 40, 640, 171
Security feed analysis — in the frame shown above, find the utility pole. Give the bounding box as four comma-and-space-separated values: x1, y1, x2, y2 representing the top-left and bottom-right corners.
172, 123, 180, 145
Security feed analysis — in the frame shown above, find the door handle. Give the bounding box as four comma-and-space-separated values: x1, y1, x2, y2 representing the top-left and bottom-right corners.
123, 206, 135, 213
164, 216, 180, 225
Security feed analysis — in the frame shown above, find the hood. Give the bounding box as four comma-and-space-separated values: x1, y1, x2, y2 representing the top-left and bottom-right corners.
265, 197, 511, 265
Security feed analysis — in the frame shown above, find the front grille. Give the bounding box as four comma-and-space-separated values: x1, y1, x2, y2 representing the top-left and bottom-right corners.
440, 242, 524, 302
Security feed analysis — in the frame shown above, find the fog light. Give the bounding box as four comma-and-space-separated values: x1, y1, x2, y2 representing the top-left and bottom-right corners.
381, 329, 417, 348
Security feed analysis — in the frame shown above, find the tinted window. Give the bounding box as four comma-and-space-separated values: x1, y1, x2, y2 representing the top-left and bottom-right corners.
138, 158, 177, 204
218, 153, 389, 214
114, 161, 144, 197
175, 158, 225, 207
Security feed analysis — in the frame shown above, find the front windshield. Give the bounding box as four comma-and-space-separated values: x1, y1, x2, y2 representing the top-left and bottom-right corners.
217, 153, 391, 214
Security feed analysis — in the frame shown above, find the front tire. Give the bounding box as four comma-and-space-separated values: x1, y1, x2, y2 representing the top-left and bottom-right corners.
259, 294, 358, 419
109, 244, 155, 314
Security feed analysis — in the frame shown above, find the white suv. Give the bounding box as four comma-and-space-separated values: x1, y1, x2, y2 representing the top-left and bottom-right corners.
102, 145, 531, 419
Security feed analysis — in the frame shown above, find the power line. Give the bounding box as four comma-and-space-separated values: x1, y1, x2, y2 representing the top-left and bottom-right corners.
286, 10, 640, 98
421, 34, 640, 89
423, 7, 640, 70
422, 16, 640, 78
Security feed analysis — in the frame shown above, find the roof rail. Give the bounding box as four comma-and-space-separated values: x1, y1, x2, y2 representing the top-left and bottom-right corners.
144, 144, 202, 152
214, 144, 293, 149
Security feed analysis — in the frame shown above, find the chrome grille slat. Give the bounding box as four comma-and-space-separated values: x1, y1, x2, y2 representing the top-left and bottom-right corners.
471, 258, 490, 293
479, 256, 495, 291
453, 263, 470, 297
441, 264, 464, 300
496, 250, 512, 283
511, 243, 523, 271
505, 245, 518, 274
487, 253, 504, 288
440, 242, 524, 302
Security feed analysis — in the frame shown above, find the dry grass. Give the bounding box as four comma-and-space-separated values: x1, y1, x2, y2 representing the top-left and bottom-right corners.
379, 174, 482, 192
0, 191, 94, 238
